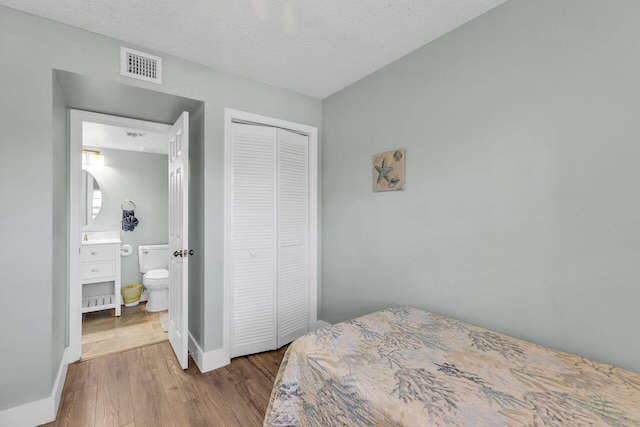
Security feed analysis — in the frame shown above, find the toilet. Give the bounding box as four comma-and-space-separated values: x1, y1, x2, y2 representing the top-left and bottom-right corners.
138, 244, 169, 312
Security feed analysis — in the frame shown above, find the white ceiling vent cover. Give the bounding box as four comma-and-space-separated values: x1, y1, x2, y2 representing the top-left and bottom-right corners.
120, 47, 162, 84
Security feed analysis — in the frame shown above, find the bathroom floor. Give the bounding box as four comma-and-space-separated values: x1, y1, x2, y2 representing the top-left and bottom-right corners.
81, 302, 168, 360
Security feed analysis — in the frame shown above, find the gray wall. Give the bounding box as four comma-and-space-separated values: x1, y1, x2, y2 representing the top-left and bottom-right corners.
84, 148, 169, 292
0, 6, 321, 412
321, 0, 640, 373
0, 12, 54, 408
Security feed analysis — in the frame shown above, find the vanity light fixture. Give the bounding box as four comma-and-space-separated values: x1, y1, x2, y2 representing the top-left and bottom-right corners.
82, 149, 105, 166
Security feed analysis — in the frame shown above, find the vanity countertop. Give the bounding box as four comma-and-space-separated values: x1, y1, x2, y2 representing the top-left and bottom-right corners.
82, 238, 121, 245
82, 231, 121, 244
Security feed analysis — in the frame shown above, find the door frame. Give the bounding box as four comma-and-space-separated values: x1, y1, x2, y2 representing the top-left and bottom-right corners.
68, 109, 172, 362
223, 108, 319, 362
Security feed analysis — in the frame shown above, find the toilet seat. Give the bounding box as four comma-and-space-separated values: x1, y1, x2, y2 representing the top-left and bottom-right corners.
144, 269, 169, 280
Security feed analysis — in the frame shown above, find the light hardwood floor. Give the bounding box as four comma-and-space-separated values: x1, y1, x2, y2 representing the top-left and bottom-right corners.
42, 342, 288, 427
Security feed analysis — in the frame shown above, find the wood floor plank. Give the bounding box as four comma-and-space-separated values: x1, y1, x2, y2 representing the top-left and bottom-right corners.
64, 358, 99, 392
201, 365, 262, 426
155, 341, 198, 405
207, 362, 268, 425
168, 398, 207, 427
218, 355, 264, 387
246, 355, 278, 381
125, 346, 154, 377
47, 386, 98, 427
181, 356, 253, 426
140, 344, 190, 407
243, 353, 279, 384
129, 368, 175, 427
94, 352, 134, 426
247, 346, 288, 381
182, 357, 216, 397
194, 393, 239, 427
42, 343, 288, 427
233, 378, 273, 422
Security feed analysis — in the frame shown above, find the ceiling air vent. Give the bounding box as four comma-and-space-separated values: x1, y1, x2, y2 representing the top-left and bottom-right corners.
120, 47, 162, 84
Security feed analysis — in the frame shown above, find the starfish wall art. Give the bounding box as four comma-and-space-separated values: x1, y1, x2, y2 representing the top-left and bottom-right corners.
373, 148, 405, 192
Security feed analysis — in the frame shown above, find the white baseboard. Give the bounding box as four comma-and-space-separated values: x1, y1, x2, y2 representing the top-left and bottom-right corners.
188, 332, 230, 374
0, 347, 69, 427
312, 320, 331, 331
52, 347, 68, 420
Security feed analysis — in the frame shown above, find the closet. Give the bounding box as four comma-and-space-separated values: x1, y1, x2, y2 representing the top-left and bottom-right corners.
229, 122, 312, 358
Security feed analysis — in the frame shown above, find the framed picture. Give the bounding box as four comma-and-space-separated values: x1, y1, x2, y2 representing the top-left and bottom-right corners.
373, 148, 405, 192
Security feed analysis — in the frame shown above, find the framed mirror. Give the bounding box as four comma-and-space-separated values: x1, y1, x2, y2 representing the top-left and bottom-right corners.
82, 169, 102, 227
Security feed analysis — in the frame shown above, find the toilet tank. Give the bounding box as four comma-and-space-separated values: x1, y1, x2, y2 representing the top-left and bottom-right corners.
138, 244, 169, 273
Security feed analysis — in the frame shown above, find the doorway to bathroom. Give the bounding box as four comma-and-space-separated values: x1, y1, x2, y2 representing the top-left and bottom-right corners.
69, 109, 190, 366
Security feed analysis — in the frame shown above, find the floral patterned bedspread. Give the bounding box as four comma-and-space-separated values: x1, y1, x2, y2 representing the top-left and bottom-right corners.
264, 307, 640, 426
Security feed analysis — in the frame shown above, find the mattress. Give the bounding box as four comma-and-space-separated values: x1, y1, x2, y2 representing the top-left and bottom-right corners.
264, 307, 640, 426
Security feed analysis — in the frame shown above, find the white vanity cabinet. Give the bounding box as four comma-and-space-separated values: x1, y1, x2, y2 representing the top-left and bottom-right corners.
81, 240, 121, 316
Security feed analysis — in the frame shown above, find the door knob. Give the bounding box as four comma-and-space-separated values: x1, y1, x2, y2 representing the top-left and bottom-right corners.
173, 250, 182, 257
189, 250, 194, 256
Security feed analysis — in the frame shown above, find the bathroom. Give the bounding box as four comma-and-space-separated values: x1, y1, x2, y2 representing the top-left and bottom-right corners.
81, 120, 170, 359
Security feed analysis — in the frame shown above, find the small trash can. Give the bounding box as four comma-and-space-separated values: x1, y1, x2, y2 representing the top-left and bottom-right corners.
122, 284, 143, 307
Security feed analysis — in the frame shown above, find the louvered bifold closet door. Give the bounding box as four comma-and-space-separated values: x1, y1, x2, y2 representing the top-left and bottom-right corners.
277, 129, 310, 347
230, 123, 278, 358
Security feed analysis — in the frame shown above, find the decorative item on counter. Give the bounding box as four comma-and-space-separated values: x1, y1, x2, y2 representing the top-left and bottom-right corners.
121, 200, 139, 231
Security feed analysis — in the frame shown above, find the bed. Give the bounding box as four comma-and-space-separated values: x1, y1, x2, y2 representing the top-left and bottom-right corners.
264, 307, 640, 426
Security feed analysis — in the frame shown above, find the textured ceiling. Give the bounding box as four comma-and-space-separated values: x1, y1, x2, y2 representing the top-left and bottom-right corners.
0, 0, 507, 98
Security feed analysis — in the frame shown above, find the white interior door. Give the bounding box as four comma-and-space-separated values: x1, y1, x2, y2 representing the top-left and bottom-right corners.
168, 111, 189, 369
230, 123, 278, 358
277, 129, 310, 347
